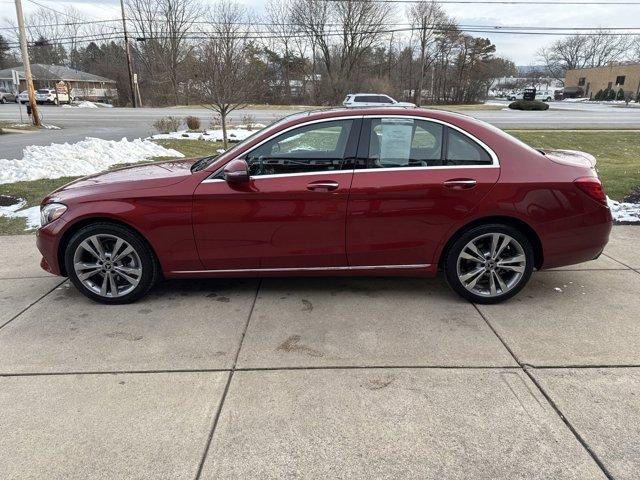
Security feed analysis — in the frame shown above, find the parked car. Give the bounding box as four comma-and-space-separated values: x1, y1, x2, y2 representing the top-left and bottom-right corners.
0, 88, 17, 103
507, 90, 554, 102
35, 88, 70, 105
17, 90, 29, 104
343, 93, 415, 108
36, 107, 612, 304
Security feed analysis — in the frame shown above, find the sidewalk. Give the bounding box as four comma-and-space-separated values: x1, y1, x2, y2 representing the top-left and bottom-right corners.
0, 227, 639, 479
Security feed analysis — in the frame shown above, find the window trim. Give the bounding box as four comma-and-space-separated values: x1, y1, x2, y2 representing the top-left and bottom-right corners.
356, 114, 499, 172
202, 114, 499, 184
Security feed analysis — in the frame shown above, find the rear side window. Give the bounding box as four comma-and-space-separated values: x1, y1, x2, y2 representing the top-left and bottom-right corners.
445, 129, 492, 166
361, 117, 493, 169
362, 118, 443, 168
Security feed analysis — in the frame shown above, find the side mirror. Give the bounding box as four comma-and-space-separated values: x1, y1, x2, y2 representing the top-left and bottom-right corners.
223, 159, 250, 183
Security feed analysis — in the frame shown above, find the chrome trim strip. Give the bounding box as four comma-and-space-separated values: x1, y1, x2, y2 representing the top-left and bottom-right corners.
201, 169, 353, 183
199, 112, 500, 185
170, 263, 431, 274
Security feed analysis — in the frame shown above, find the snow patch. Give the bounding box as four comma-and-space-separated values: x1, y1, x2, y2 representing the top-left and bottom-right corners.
608, 197, 640, 223
150, 128, 258, 142
0, 199, 40, 230
0, 137, 184, 184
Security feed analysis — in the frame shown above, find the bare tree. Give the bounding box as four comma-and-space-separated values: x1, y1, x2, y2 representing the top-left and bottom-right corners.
264, 0, 295, 102
407, 0, 446, 105
292, 0, 394, 102
197, 0, 256, 148
127, 0, 203, 105
538, 31, 631, 84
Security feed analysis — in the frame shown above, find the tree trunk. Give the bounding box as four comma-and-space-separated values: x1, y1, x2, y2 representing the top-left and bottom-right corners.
221, 109, 228, 149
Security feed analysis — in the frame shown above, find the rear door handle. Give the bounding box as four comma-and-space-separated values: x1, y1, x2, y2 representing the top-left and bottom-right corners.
443, 178, 477, 190
307, 180, 339, 191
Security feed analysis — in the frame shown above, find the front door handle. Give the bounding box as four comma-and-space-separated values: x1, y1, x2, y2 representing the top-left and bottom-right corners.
443, 178, 477, 190
307, 180, 339, 191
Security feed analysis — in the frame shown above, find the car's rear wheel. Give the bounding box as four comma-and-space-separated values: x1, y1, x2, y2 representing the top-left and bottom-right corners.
444, 224, 534, 304
65, 223, 160, 304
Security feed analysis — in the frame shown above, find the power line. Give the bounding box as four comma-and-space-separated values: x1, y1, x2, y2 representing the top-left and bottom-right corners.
320, 0, 640, 3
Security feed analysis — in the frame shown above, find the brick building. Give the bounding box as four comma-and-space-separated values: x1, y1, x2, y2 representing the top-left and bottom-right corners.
564, 63, 640, 99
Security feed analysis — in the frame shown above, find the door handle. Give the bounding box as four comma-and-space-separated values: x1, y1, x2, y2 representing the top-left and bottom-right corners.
307, 180, 339, 191
443, 178, 477, 190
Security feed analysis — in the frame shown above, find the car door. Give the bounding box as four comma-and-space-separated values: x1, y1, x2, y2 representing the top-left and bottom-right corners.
346, 116, 500, 268
192, 118, 361, 271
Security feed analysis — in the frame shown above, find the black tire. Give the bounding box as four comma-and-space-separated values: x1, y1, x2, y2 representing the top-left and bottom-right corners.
64, 222, 160, 304
444, 223, 534, 304
0, 97, 6, 104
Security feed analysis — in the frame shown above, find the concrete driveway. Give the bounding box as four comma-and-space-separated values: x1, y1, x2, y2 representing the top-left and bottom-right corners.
1, 226, 639, 479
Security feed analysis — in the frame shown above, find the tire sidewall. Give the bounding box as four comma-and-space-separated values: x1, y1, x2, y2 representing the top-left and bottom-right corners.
444, 224, 534, 304
64, 223, 158, 304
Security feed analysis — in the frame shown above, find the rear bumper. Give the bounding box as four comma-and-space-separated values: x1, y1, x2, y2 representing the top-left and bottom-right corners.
540, 207, 613, 269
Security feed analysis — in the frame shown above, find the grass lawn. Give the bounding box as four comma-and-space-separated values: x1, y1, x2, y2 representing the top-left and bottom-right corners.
0, 131, 637, 235
506, 130, 640, 201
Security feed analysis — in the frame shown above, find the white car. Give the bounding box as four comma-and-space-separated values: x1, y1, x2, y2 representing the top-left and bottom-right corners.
507, 90, 553, 102
17, 90, 29, 104
343, 93, 415, 108
35, 88, 70, 105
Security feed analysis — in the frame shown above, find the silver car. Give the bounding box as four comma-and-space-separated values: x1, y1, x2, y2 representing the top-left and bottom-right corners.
343, 93, 416, 108
0, 88, 17, 104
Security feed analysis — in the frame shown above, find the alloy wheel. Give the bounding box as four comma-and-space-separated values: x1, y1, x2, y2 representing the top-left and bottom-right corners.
73, 234, 143, 298
456, 232, 526, 298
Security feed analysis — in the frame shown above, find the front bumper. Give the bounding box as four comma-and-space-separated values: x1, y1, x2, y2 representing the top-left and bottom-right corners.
35, 219, 68, 276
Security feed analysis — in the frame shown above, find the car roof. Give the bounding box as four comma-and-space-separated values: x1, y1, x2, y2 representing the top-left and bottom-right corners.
347, 93, 392, 97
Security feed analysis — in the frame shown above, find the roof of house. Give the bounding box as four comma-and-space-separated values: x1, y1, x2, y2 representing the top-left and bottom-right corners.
0, 64, 116, 83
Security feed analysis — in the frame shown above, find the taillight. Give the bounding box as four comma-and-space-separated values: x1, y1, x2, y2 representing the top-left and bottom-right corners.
574, 177, 607, 206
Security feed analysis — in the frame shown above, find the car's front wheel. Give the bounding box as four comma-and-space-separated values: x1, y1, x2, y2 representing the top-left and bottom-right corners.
65, 222, 160, 304
444, 224, 534, 304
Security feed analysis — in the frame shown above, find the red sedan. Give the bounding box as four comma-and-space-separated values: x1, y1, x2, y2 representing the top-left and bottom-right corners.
36, 108, 612, 304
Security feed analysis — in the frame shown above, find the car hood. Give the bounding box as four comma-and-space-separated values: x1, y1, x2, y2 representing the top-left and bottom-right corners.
48, 158, 199, 200
541, 149, 597, 168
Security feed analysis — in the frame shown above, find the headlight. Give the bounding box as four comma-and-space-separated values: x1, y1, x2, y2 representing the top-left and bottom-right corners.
40, 203, 67, 226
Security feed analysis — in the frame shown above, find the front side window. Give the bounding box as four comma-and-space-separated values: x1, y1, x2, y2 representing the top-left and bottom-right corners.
363, 118, 443, 168
245, 120, 354, 176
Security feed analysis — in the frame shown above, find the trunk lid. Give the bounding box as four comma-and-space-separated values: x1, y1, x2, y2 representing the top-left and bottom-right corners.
541, 149, 597, 169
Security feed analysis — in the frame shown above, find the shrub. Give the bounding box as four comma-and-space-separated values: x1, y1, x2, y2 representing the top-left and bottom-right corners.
616, 88, 625, 101
594, 89, 604, 101
185, 115, 201, 131
209, 114, 222, 129
241, 113, 256, 129
508, 99, 549, 111
152, 116, 182, 134
606, 88, 616, 101
637, 92, 640, 103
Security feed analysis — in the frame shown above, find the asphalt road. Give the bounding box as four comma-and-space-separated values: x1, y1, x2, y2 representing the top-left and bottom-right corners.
1, 226, 640, 478
1, 101, 639, 160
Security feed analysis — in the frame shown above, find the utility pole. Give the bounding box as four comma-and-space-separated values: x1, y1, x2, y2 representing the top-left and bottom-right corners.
120, 0, 137, 108
14, 0, 40, 126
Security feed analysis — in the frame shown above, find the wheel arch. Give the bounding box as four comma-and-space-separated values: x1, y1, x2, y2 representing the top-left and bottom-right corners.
438, 215, 543, 270
57, 216, 161, 277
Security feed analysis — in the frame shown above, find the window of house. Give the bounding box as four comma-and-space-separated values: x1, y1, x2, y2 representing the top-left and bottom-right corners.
245, 120, 353, 176
578, 77, 586, 86
616, 75, 625, 86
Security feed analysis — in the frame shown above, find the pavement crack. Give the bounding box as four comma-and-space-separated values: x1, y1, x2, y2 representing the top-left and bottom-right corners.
193, 278, 262, 480
0, 279, 66, 332
472, 302, 615, 480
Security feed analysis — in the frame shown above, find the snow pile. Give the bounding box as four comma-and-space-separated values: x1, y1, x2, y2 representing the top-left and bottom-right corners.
608, 197, 640, 223
0, 137, 184, 184
563, 97, 589, 103
42, 124, 61, 130
151, 128, 258, 142
0, 198, 40, 230
62, 101, 113, 109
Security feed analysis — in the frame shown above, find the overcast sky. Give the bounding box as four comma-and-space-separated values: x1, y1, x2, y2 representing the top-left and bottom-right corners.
13, 0, 640, 65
